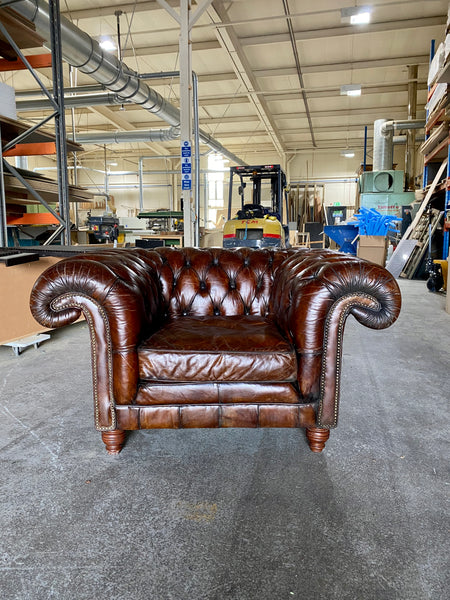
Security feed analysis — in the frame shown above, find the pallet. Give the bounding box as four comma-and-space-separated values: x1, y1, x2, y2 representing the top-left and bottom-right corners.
3, 333, 50, 356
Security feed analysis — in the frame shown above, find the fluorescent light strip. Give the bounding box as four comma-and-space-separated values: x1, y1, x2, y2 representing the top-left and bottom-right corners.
350, 12, 371, 24
340, 84, 362, 96
341, 5, 372, 24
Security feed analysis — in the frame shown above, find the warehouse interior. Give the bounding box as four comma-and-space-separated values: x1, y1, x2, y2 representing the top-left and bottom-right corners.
0, 1, 449, 598
0, 0, 449, 249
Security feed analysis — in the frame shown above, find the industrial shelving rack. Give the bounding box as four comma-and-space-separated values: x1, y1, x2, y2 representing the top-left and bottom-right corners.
0, 0, 71, 247
422, 31, 450, 260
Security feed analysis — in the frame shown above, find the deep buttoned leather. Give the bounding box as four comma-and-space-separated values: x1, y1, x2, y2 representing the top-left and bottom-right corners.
30, 247, 401, 431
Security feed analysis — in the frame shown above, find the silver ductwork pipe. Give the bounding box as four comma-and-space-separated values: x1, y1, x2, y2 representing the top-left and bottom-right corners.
381, 119, 425, 132
75, 128, 180, 144
393, 135, 425, 144
16, 92, 125, 111
13, 0, 180, 124
16, 84, 104, 97
373, 118, 394, 171
373, 118, 425, 171
12, 0, 246, 166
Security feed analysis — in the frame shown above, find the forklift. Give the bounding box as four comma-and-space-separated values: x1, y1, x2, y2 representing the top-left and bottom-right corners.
222, 164, 290, 248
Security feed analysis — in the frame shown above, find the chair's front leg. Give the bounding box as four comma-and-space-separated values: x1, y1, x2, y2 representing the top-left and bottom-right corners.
306, 427, 330, 453
101, 430, 126, 455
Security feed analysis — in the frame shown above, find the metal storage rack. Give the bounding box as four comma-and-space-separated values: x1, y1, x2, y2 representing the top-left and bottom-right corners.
422, 35, 450, 260
0, 0, 71, 247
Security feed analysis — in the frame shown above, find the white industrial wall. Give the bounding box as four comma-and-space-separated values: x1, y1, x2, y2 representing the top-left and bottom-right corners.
20, 138, 424, 229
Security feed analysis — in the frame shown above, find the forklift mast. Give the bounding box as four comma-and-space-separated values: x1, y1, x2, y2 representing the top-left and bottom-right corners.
227, 164, 287, 222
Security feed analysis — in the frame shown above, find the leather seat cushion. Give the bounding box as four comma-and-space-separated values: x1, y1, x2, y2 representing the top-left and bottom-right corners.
135, 382, 300, 405
138, 315, 297, 383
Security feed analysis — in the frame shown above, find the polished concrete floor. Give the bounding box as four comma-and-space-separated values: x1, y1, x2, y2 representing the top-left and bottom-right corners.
0, 280, 448, 600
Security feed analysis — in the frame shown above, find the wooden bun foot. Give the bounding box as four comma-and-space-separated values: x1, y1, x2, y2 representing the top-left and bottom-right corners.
101, 430, 126, 455
306, 427, 330, 453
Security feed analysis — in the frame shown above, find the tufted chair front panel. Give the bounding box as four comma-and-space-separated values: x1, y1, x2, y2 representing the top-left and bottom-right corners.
140, 246, 287, 319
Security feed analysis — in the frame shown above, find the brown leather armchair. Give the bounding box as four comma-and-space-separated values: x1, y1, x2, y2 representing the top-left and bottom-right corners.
30, 247, 401, 454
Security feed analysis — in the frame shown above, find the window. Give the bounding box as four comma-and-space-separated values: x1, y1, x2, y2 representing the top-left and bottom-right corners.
208, 154, 225, 207
207, 154, 228, 228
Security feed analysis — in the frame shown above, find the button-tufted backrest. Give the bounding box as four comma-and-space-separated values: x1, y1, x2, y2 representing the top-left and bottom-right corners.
137, 247, 287, 319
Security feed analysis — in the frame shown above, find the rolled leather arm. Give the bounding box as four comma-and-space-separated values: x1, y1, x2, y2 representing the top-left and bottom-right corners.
271, 249, 401, 428
30, 250, 163, 429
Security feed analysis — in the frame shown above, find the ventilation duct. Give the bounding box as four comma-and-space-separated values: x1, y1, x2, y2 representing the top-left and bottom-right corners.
16, 92, 125, 111
381, 120, 424, 131
393, 135, 425, 145
75, 128, 180, 144
373, 119, 425, 171
16, 84, 104, 98
12, 0, 246, 165
373, 119, 394, 171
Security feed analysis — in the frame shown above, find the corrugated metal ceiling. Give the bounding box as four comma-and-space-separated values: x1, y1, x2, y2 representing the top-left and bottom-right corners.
4, 0, 449, 162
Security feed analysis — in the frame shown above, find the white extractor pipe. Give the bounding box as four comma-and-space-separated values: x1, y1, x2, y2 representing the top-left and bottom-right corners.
12, 0, 246, 166
373, 118, 425, 171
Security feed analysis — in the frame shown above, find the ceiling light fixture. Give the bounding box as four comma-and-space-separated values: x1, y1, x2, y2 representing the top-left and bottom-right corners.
341, 150, 355, 158
99, 37, 116, 51
341, 6, 372, 25
340, 84, 362, 97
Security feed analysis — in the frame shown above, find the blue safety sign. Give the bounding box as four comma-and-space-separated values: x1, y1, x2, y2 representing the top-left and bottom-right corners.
181, 157, 191, 173
181, 141, 191, 157
182, 173, 192, 190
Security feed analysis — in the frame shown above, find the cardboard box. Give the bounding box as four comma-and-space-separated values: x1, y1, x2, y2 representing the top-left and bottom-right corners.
0, 256, 61, 345
357, 235, 387, 266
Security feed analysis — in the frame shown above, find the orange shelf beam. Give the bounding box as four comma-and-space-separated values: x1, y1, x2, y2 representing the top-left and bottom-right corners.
3, 142, 59, 156
0, 53, 52, 72
7, 213, 60, 226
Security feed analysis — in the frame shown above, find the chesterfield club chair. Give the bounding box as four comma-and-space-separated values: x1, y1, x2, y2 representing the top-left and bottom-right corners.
30, 247, 401, 454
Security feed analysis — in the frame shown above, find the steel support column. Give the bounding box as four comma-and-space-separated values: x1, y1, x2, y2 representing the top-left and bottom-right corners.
139, 157, 145, 211
405, 65, 418, 190
179, 0, 194, 246
363, 125, 368, 172
193, 71, 201, 245
49, 0, 70, 245
0, 124, 7, 247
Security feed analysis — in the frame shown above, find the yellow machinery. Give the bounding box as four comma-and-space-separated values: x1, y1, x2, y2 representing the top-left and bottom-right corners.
223, 165, 289, 248
432, 259, 448, 291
